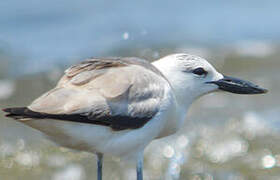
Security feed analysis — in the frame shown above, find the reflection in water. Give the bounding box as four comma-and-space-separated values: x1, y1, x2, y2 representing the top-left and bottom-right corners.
0, 80, 15, 100
52, 164, 85, 180
262, 155, 276, 169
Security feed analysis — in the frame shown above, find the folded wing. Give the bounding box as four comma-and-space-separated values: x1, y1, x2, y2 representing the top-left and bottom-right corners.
4, 57, 168, 131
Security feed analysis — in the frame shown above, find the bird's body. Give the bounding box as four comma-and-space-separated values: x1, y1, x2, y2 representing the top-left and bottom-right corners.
11, 57, 179, 160
3, 54, 267, 180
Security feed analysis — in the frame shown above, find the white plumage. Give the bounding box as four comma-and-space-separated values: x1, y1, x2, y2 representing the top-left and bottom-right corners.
3, 53, 267, 180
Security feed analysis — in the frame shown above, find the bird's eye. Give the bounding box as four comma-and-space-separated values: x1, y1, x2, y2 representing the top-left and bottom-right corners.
192, 67, 208, 76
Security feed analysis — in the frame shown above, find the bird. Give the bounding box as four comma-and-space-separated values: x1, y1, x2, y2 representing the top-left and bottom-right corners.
3, 53, 267, 180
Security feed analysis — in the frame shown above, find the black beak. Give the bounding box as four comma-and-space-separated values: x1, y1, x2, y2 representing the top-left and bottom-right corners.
207, 75, 268, 94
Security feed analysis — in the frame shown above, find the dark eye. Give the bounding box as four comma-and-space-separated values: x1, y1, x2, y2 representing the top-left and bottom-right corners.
192, 67, 208, 76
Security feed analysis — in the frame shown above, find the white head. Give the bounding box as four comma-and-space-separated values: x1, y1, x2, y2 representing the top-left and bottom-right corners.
153, 53, 267, 107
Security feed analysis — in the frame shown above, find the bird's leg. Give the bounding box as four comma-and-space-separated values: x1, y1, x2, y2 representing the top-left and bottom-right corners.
136, 156, 143, 180
97, 153, 103, 180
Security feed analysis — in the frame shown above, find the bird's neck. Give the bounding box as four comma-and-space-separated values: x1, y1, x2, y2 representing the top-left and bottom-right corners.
152, 59, 198, 136
152, 59, 199, 109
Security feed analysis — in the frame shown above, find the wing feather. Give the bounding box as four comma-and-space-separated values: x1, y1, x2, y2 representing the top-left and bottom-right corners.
6, 57, 169, 130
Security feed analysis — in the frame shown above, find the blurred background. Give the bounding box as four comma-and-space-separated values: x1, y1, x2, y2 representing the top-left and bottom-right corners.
0, 0, 279, 179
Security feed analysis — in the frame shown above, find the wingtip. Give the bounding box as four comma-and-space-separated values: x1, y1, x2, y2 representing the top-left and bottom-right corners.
2, 107, 27, 119
2, 107, 28, 115
2, 108, 11, 113
2, 108, 14, 118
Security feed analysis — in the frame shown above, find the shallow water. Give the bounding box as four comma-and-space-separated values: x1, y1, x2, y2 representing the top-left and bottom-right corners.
1, 46, 279, 180
1, 0, 280, 75
1, 0, 280, 179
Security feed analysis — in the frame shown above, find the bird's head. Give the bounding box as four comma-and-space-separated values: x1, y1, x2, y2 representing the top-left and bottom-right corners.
153, 53, 267, 105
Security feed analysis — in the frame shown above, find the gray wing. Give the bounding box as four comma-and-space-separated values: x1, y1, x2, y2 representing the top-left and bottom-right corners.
4, 57, 168, 131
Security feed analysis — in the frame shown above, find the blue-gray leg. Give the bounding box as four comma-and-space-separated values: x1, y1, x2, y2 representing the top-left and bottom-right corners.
97, 153, 103, 180
136, 157, 143, 180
